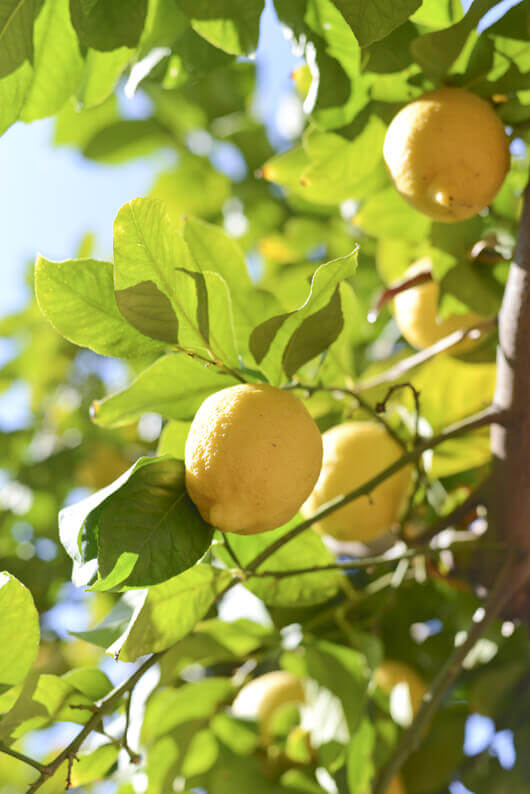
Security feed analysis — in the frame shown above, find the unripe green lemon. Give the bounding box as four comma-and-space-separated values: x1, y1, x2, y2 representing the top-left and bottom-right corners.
301, 421, 412, 542
394, 260, 488, 352
185, 384, 323, 534
384, 87, 509, 222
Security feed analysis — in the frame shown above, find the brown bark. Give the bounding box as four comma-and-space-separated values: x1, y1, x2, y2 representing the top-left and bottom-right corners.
490, 179, 530, 621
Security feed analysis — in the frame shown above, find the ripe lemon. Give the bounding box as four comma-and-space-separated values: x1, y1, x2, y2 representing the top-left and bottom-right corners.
232, 671, 305, 738
383, 87, 509, 222
394, 260, 487, 352
375, 660, 427, 723
185, 384, 323, 534
301, 421, 412, 542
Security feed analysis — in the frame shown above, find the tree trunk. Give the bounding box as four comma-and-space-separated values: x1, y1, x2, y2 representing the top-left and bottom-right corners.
490, 179, 530, 621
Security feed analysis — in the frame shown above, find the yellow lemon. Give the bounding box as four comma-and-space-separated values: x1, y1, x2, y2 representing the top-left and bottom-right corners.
375, 660, 427, 722
185, 384, 323, 534
394, 260, 488, 351
301, 422, 412, 542
386, 774, 406, 794
232, 671, 305, 739
383, 87, 509, 222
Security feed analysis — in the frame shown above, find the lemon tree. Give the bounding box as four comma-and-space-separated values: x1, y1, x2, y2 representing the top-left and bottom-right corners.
0, 2, 529, 794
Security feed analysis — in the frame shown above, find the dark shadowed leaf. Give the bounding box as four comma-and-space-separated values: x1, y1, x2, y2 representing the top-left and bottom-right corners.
89, 457, 214, 590
0, 0, 36, 78
175, 0, 264, 55
331, 0, 420, 47
69, 0, 148, 51
115, 281, 180, 344
346, 718, 375, 794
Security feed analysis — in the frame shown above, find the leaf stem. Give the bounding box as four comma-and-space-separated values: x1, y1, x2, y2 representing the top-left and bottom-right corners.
246, 406, 507, 573
373, 551, 530, 794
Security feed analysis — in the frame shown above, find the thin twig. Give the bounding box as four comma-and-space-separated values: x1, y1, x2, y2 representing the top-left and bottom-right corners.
283, 381, 408, 451
373, 552, 530, 794
222, 533, 244, 570
0, 744, 45, 773
25, 653, 162, 793
65, 754, 78, 790
123, 691, 141, 764
246, 407, 507, 573
355, 318, 497, 393
247, 540, 506, 580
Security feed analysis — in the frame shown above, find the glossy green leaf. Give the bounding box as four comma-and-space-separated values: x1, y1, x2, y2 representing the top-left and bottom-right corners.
0, 0, 36, 78
71, 597, 137, 649
150, 155, 231, 220
54, 94, 120, 148
78, 46, 133, 107
89, 457, 214, 590
109, 565, 234, 661
0, 572, 39, 694
175, 0, 264, 55
331, 0, 420, 47
346, 718, 375, 794
0, 60, 32, 136
250, 249, 358, 383
92, 353, 237, 428
69, 0, 148, 51
20, 0, 83, 123
113, 198, 239, 365
61, 668, 113, 700
35, 256, 163, 358
216, 522, 341, 607
158, 419, 191, 459
354, 188, 431, 242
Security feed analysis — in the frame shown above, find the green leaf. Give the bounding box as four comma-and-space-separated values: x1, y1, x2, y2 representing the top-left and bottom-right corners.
61, 668, 113, 700
114, 280, 180, 345
77, 46, 133, 108
330, 0, 420, 47
354, 188, 431, 242
440, 260, 503, 316
304, 638, 369, 732
150, 154, 231, 220
411, 0, 497, 79
0, 572, 39, 694
54, 94, 120, 148
346, 718, 375, 794
69, 0, 148, 51
71, 597, 136, 649
89, 457, 214, 591
183, 215, 282, 363
0, 0, 36, 78
403, 705, 466, 794
175, 0, 264, 55
250, 249, 358, 383
142, 677, 234, 743
83, 119, 173, 163
109, 564, 234, 661
35, 256, 163, 358
0, 60, 31, 136
92, 353, 238, 428
158, 419, 191, 459
429, 429, 491, 477
113, 198, 239, 365
216, 522, 341, 607
20, 0, 83, 123
70, 744, 120, 787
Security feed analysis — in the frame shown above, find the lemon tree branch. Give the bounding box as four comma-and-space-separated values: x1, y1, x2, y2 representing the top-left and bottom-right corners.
373, 551, 530, 794
246, 406, 507, 573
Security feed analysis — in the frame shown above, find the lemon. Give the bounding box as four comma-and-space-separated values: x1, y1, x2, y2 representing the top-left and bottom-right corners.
394, 260, 487, 351
185, 384, 323, 534
301, 422, 412, 542
387, 774, 406, 794
383, 87, 509, 222
232, 671, 305, 738
375, 660, 427, 723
